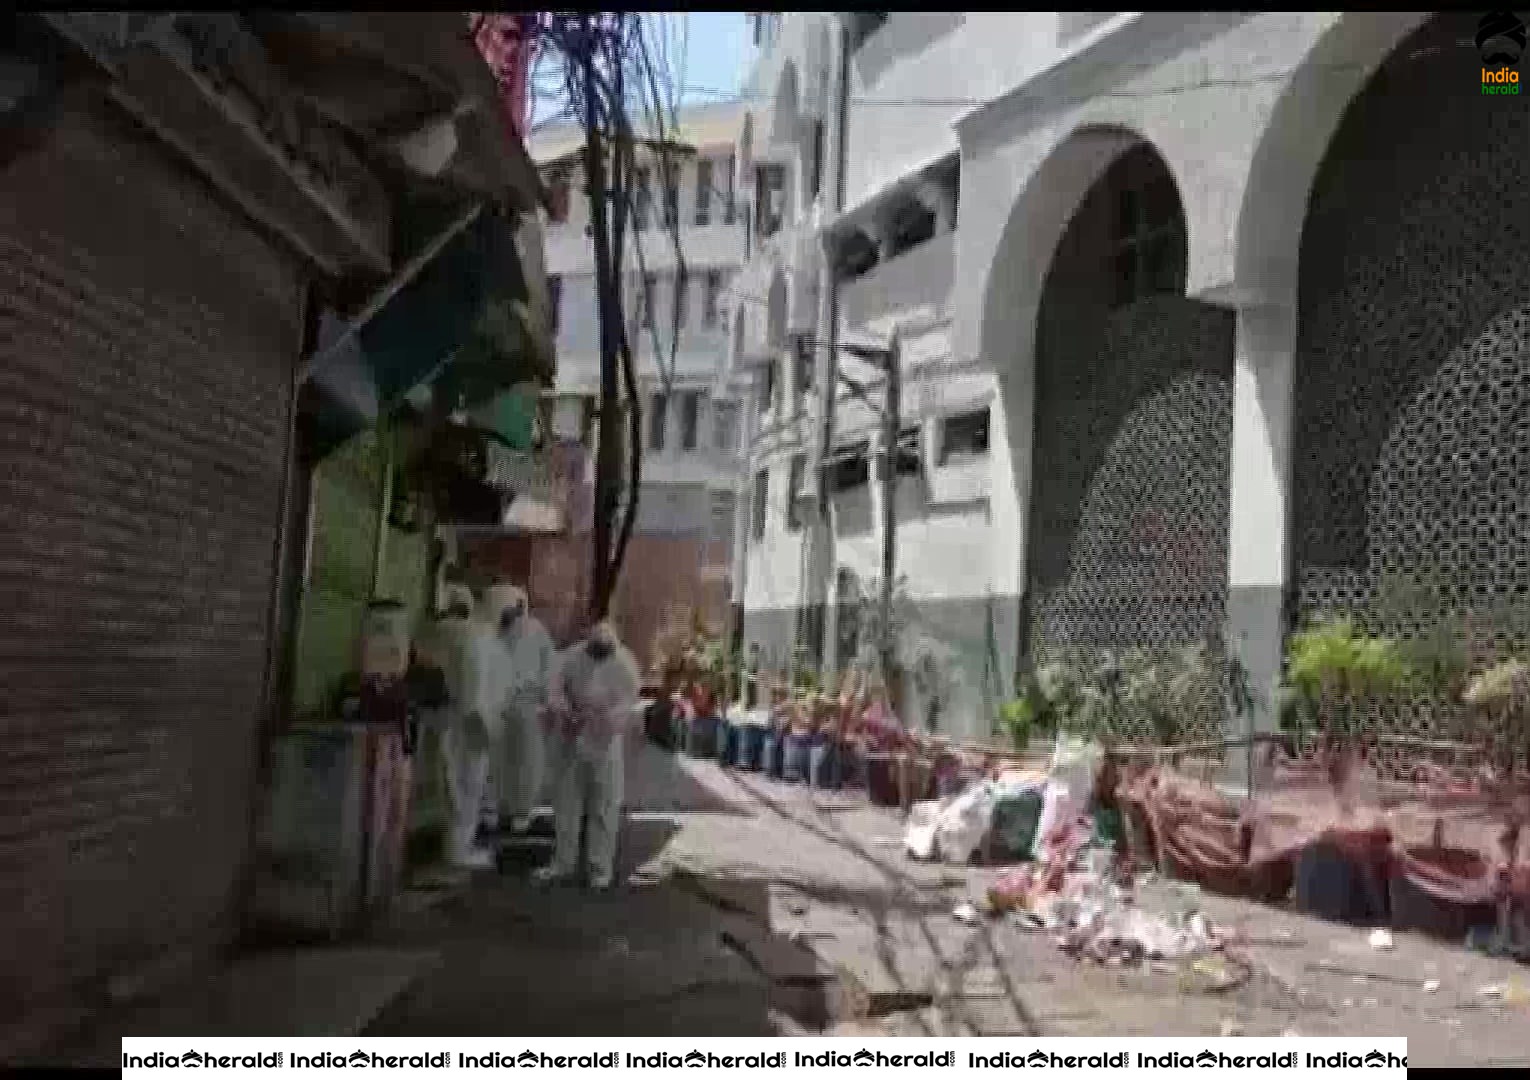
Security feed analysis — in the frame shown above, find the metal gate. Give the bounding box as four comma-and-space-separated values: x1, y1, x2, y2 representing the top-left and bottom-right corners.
0, 90, 301, 1039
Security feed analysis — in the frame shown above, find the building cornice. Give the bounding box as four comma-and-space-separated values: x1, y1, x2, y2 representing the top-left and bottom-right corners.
954, 11, 1252, 154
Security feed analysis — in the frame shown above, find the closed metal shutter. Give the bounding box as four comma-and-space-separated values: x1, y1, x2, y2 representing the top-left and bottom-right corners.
0, 90, 302, 1034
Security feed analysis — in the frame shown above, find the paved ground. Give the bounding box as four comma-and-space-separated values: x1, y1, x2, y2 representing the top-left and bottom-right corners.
45, 738, 1529, 1063
365, 740, 1530, 1065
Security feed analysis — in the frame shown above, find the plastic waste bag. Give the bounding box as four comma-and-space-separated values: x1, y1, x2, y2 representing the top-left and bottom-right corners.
1032, 735, 1103, 860
935, 781, 998, 865
904, 799, 943, 861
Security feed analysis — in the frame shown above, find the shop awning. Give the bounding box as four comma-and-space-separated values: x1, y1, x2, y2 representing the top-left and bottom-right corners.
300, 206, 553, 460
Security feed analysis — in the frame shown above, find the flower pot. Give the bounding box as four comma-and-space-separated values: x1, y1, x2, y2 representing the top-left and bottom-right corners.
763, 731, 786, 779
1295, 835, 1391, 926
864, 752, 900, 807
718, 721, 739, 767
686, 715, 719, 759
1389, 845, 1498, 942
739, 725, 766, 771
809, 741, 839, 790
783, 733, 811, 783
839, 742, 866, 789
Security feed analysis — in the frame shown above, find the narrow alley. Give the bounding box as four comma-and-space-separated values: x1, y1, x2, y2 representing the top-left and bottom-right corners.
356, 743, 1529, 1067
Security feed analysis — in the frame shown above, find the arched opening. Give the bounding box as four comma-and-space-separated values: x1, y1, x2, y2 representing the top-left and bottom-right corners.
1288, 14, 1530, 747
1024, 139, 1236, 746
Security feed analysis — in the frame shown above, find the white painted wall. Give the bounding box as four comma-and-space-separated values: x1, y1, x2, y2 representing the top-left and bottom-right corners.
532, 102, 752, 523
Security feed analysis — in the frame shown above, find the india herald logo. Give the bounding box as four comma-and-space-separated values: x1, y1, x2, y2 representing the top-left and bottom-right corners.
1477, 11, 1525, 94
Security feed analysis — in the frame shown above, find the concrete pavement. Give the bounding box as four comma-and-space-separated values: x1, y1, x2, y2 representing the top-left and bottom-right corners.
367, 740, 1530, 1065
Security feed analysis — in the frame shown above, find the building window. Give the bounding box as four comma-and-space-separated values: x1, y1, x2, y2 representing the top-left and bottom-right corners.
751, 468, 769, 543
702, 270, 723, 328
722, 152, 737, 224
1108, 152, 1187, 308
809, 120, 826, 202
793, 336, 814, 396
759, 360, 776, 416
694, 158, 713, 227
787, 453, 807, 531
661, 162, 679, 230
713, 399, 739, 451
640, 273, 657, 329
545, 274, 563, 335
680, 390, 702, 451
633, 166, 652, 230
649, 392, 667, 452
755, 162, 784, 239
581, 395, 598, 445
545, 165, 572, 223
673, 267, 688, 330
887, 199, 937, 260
939, 408, 991, 465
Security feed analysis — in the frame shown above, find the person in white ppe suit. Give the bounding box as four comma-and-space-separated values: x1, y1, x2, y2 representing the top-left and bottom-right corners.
532, 620, 640, 891
435, 584, 512, 870
486, 582, 554, 834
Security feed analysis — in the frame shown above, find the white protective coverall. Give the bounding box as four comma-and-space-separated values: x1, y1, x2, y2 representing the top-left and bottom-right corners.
488, 584, 555, 832
437, 586, 513, 869
534, 623, 640, 889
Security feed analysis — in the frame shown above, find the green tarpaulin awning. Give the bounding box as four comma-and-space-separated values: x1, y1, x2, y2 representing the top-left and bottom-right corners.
300, 206, 551, 461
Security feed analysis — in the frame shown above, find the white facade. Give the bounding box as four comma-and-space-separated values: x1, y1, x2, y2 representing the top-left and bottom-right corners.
530, 102, 751, 540
731, 11, 1519, 759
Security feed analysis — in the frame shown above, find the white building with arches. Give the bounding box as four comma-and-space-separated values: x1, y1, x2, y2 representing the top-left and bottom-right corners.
734, 12, 1530, 758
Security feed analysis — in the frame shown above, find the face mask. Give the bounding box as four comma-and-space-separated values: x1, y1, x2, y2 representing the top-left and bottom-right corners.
587, 635, 613, 661
500, 604, 525, 633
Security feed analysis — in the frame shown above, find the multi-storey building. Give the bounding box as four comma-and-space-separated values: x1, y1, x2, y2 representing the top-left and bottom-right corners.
530, 101, 751, 667
731, 12, 1530, 758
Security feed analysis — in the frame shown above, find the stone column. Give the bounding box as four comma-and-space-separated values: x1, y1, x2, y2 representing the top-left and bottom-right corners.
1224, 299, 1298, 794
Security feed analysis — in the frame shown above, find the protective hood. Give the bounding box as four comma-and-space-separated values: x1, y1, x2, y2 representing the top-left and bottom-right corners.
586, 620, 618, 661
441, 583, 475, 621
477, 581, 525, 626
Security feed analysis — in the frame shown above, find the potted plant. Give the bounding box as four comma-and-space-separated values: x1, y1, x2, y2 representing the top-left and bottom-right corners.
997, 696, 1038, 754
1286, 617, 1411, 743
1463, 657, 1530, 775
1284, 616, 1411, 924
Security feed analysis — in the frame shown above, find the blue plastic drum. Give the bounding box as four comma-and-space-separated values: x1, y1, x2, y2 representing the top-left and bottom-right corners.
740, 724, 765, 771
809, 740, 839, 789
687, 715, 719, 759
782, 733, 811, 783
718, 721, 740, 767
764, 731, 786, 779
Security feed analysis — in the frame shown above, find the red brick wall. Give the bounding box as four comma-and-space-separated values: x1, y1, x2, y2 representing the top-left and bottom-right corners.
462, 531, 730, 669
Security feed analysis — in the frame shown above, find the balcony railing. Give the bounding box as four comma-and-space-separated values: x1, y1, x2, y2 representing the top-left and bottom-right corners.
838, 231, 954, 332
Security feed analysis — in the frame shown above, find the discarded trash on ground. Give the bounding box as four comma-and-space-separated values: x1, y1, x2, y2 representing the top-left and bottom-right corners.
952, 902, 981, 926
1368, 928, 1395, 951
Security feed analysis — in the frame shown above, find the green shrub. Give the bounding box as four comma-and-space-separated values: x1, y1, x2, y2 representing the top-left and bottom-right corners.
1285, 616, 1412, 740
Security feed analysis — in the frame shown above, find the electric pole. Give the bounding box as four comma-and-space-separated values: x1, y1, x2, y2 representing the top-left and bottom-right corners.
876, 329, 901, 691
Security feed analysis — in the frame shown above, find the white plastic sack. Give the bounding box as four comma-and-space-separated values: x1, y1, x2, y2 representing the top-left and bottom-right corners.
934, 781, 998, 865
1050, 734, 1103, 804
904, 799, 943, 860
